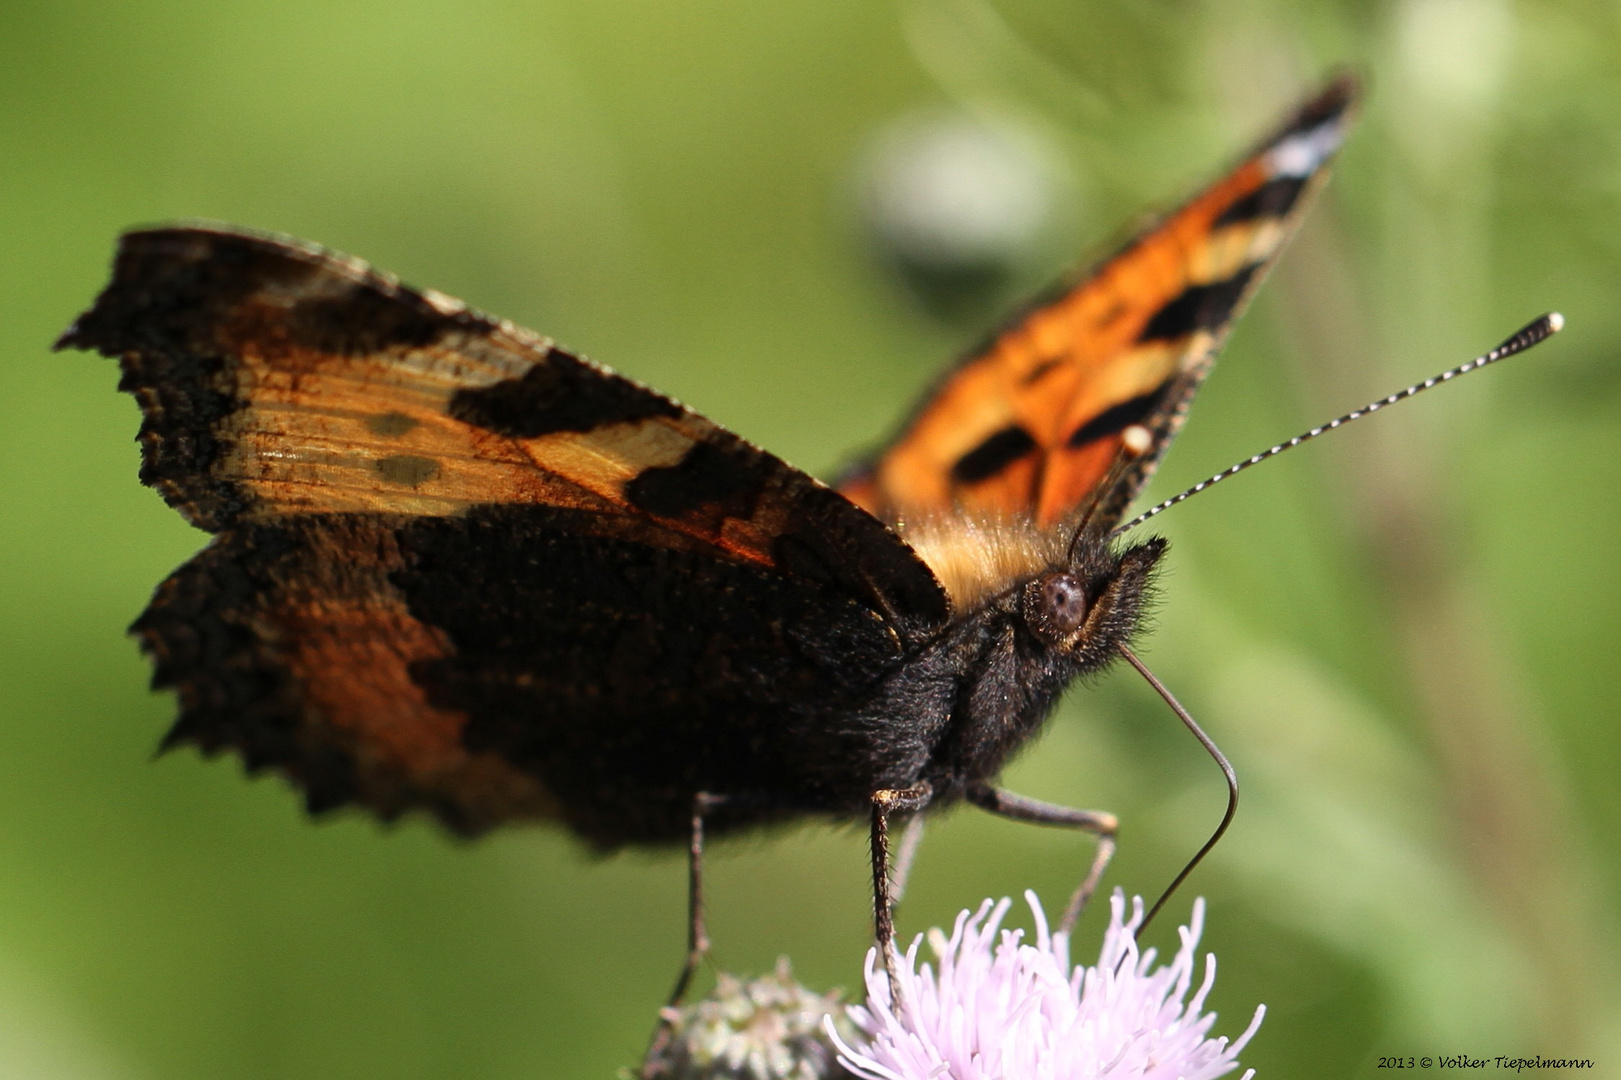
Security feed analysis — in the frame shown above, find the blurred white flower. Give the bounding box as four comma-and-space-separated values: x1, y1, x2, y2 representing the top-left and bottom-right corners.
832, 891, 1263, 1080
856, 110, 1076, 320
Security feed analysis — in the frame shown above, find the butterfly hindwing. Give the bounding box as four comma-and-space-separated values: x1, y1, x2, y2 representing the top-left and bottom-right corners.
840, 78, 1357, 532
136, 507, 929, 841
60, 225, 951, 838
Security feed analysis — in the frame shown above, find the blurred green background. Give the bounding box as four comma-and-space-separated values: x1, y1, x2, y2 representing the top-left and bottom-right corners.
3, 0, 1619, 1076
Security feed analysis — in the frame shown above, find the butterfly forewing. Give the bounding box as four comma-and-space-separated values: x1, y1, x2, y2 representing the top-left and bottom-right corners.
840, 77, 1357, 533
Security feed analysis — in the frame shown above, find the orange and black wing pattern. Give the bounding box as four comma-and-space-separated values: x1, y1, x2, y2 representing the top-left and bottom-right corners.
59, 226, 949, 840
840, 78, 1356, 533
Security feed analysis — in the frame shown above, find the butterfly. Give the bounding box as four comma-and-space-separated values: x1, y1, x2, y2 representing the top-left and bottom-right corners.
58, 78, 1355, 996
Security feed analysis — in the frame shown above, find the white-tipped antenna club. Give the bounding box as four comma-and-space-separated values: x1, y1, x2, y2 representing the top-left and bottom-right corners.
1112, 313, 1564, 537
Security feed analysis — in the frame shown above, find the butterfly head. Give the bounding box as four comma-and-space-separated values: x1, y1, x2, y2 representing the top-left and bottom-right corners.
1019, 533, 1166, 668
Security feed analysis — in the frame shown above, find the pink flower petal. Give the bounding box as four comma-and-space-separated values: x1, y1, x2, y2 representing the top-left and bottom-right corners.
830, 891, 1263, 1080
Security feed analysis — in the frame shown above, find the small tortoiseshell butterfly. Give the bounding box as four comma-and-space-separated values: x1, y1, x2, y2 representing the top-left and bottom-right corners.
60, 79, 1357, 991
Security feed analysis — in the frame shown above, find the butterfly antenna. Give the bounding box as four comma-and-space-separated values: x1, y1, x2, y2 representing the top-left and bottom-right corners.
1111, 313, 1564, 538
1116, 642, 1238, 938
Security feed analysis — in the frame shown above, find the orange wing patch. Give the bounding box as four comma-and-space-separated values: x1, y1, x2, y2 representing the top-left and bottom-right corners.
227, 335, 798, 565
842, 77, 1357, 533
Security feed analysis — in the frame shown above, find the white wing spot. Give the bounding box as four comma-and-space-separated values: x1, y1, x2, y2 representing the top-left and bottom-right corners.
1120, 424, 1153, 456
1264, 121, 1346, 178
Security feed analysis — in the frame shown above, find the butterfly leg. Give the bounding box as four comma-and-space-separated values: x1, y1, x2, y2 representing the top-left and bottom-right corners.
966, 783, 1118, 934
870, 782, 933, 999
666, 791, 724, 1007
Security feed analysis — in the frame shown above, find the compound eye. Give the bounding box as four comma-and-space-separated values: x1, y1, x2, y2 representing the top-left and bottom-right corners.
1040, 573, 1088, 633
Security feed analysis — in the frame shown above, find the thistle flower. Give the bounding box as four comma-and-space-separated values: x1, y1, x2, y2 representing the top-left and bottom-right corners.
831, 891, 1264, 1080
